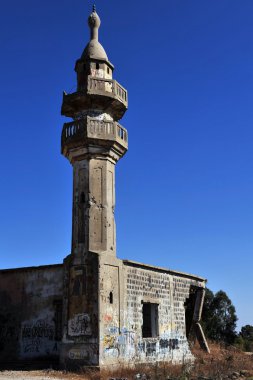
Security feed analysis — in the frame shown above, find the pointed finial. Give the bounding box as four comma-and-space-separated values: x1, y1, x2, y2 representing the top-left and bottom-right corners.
88, 4, 101, 41
81, 4, 108, 61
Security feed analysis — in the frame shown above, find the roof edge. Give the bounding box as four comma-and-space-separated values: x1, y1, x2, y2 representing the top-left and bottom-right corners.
0, 263, 63, 274
122, 259, 207, 282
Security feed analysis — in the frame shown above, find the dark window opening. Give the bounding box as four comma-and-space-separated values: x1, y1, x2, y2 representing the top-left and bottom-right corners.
184, 285, 198, 338
107, 67, 110, 74
80, 192, 85, 203
142, 302, 159, 338
109, 291, 113, 304
96, 63, 100, 70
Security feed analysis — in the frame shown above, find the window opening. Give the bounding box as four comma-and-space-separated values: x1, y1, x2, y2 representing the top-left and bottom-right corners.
109, 291, 113, 304
96, 63, 100, 70
184, 285, 197, 338
142, 302, 159, 338
107, 67, 110, 74
80, 192, 85, 203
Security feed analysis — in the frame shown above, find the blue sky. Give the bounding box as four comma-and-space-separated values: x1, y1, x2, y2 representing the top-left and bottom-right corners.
0, 0, 253, 330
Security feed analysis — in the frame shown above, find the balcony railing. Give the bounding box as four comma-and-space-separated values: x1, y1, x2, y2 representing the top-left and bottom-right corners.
87, 76, 128, 107
62, 118, 128, 149
62, 120, 82, 139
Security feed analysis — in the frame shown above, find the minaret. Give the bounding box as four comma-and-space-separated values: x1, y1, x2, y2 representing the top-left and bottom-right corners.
61, 6, 128, 259
60, 6, 128, 366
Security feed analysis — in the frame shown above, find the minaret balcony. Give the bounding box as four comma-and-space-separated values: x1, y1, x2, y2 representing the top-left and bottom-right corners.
61, 117, 128, 158
87, 76, 127, 105
61, 76, 128, 121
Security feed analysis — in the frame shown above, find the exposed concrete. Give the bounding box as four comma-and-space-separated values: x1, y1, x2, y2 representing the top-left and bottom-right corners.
98, 258, 206, 366
60, 252, 99, 368
0, 265, 63, 368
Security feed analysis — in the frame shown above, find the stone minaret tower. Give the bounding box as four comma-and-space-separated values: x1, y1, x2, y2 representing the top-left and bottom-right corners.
61, 5, 128, 258
60, 6, 128, 366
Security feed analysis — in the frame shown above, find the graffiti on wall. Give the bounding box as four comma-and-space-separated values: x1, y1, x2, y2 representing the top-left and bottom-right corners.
104, 335, 116, 349
68, 313, 92, 336
68, 348, 89, 360
0, 324, 18, 341
0, 291, 20, 353
103, 328, 133, 358
68, 344, 98, 365
21, 318, 58, 357
22, 319, 54, 341
160, 338, 179, 350
146, 342, 156, 356
103, 326, 181, 360
0, 314, 19, 351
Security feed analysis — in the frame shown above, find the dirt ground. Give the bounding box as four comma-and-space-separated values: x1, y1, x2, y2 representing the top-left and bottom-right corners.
0, 372, 54, 380
0, 371, 82, 380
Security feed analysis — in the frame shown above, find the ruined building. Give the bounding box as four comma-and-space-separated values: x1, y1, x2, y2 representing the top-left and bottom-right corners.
0, 7, 209, 369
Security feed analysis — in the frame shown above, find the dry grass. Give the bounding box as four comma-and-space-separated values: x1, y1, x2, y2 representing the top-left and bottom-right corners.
83, 342, 253, 380
4, 343, 252, 380
190, 341, 253, 379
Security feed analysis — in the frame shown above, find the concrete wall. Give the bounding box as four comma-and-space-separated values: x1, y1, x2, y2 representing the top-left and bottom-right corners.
99, 258, 206, 366
0, 258, 206, 369
60, 252, 99, 368
0, 265, 63, 368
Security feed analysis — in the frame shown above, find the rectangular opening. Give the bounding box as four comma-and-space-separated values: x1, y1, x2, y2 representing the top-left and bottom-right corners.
142, 302, 159, 338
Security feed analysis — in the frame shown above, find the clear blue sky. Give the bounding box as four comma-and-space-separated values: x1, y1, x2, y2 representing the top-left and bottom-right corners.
0, 0, 252, 330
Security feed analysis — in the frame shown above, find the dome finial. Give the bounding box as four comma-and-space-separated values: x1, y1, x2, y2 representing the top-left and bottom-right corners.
81, 5, 108, 61
88, 4, 101, 41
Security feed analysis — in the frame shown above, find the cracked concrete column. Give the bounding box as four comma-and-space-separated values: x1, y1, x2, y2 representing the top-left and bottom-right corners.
193, 288, 210, 353
71, 157, 116, 257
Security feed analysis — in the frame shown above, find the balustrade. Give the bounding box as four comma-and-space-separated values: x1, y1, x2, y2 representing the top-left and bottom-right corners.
87, 76, 127, 106
62, 118, 128, 147
62, 120, 83, 140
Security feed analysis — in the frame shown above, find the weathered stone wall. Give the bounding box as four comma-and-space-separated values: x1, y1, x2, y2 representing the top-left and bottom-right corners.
0, 258, 206, 369
0, 265, 63, 368
99, 259, 206, 366
99, 255, 123, 366
60, 252, 99, 368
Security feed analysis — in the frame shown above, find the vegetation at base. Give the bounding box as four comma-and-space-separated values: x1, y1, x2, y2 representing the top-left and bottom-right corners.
201, 288, 253, 352
202, 289, 238, 345
235, 325, 253, 353
28, 343, 253, 379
